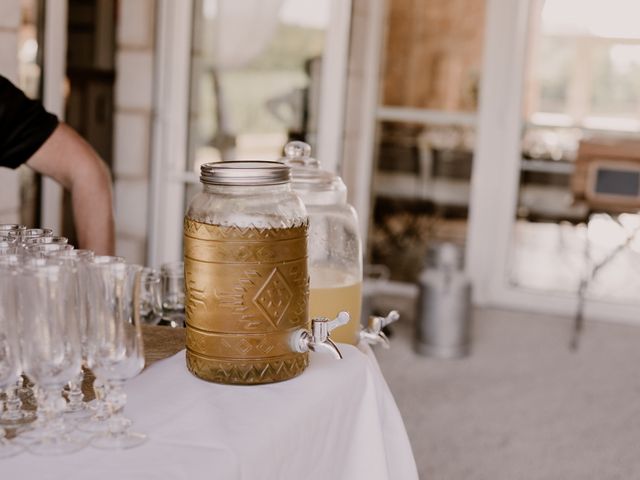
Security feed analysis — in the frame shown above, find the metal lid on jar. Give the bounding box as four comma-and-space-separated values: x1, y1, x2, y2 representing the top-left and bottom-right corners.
200, 161, 291, 186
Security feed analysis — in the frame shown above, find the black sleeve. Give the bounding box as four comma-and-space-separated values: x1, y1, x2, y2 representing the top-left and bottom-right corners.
0, 75, 59, 169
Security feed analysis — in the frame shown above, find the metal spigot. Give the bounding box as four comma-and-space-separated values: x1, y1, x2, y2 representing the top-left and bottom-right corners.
360, 310, 400, 348
290, 311, 350, 359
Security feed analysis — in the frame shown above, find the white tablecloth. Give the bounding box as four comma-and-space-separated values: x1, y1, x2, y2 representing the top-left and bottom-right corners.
4, 345, 418, 480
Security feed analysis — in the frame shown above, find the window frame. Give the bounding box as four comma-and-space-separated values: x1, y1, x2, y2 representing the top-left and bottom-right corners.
148, 0, 352, 266
467, 0, 640, 324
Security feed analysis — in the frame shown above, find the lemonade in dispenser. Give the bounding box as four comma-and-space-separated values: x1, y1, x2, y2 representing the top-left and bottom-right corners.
280, 142, 368, 345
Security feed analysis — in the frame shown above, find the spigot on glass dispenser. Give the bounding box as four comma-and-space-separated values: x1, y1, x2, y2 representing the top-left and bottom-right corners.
280, 142, 362, 345
291, 312, 350, 359
359, 310, 400, 348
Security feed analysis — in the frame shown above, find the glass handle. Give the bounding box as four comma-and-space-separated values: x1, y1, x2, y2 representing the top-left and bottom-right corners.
132, 270, 145, 361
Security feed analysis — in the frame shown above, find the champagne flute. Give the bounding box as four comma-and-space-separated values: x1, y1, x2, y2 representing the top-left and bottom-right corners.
78, 255, 125, 434
48, 249, 95, 420
86, 261, 147, 449
24, 243, 73, 258
24, 236, 69, 246
0, 262, 24, 458
18, 260, 86, 455
0, 254, 36, 429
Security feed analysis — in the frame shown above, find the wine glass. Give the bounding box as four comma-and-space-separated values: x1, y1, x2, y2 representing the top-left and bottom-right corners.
0, 224, 25, 232
48, 249, 95, 420
24, 243, 74, 258
24, 235, 69, 245
0, 254, 36, 429
0, 242, 17, 256
78, 255, 125, 433
18, 260, 86, 455
0, 262, 24, 458
86, 261, 147, 449
9, 228, 53, 244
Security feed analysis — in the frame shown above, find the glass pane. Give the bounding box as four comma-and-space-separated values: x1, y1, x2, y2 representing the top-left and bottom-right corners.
532, 36, 574, 114
590, 43, 640, 117
508, 0, 640, 305
371, 0, 485, 282
187, 0, 331, 180
382, 0, 485, 112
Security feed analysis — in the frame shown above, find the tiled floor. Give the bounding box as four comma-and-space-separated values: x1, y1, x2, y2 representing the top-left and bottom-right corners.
374, 307, 640, 479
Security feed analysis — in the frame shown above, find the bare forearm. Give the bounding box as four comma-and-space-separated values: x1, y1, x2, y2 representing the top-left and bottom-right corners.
26, 123, 116, 255
70, 161, 115, 255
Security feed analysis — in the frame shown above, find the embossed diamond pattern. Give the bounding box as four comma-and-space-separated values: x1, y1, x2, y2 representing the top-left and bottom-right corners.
253, 268, 293, 328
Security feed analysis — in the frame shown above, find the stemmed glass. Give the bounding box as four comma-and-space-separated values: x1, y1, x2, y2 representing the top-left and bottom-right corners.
25, 244, 73, 258
0, 224, 25, 232
78, 255, 125, 433
0, 262, 24, 458
47, 249, 95, 420
86, 260, 147, 449
8, 228, 53, 244
24, 236, 69, 246
0, 254, 36, 429
18, 260, 86, 455
0, 236, 17, 255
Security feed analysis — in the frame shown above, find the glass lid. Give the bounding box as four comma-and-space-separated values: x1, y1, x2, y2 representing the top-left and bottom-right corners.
280, 141, 344, 193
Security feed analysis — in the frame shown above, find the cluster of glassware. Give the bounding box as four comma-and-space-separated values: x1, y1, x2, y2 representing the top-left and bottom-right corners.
0, 224, 150, 457
140, 261, 185, 328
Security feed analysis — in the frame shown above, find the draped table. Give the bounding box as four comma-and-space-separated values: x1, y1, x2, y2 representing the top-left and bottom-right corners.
4, 326, 418, 480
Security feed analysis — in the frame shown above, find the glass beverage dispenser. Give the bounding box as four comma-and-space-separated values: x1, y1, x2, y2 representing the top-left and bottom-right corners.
280, 142, 363, 345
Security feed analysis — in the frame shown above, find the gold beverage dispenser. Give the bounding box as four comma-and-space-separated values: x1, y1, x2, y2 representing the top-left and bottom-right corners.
184, 161, 346, 385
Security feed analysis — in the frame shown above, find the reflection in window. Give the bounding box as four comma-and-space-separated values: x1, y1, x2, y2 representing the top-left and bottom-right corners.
510, 0, 640, 305
370, 0, 486, 282
188, 0, 329, 178
529, 0, 640, 131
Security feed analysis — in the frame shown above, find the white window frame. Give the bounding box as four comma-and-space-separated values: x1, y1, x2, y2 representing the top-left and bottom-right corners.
530, 34, 640, 132
40, 0, 68, 233
466, 0, 640, 325
149, 0, 352, 266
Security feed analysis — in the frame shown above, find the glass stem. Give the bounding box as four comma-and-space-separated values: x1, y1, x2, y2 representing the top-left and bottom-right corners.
38, 386, 66, 437
66, 371, 85, 411
106, 380, 130, 436
1, 386, 22, 421
92, 380, 110, 421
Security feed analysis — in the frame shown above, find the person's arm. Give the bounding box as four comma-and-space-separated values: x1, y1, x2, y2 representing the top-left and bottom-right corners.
26, 123, 115, 255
